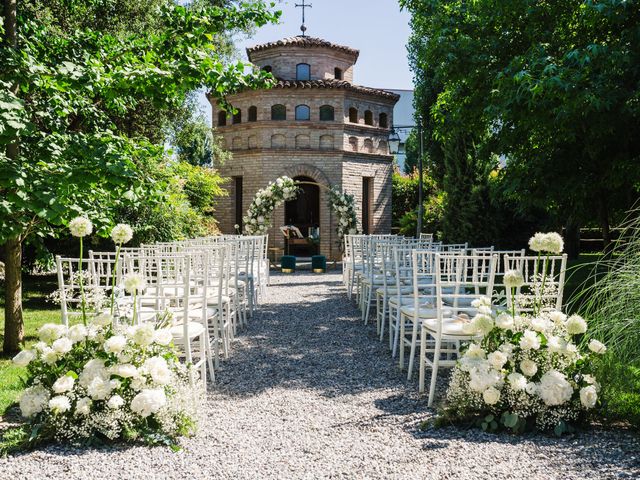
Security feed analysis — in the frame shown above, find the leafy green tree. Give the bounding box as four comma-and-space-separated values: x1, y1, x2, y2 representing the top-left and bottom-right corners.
0, 0, 279, 353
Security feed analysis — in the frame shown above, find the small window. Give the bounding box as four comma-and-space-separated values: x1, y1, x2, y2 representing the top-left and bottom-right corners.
320, 135, 333, 150
296, 63, 311, 81
349, 107, 358, 123
233, 109, 242, 124
248, 135, 258, 149
295, 104, 310, 121
319, 105, 335, 121
217, 111, 227, 127
379, 140, 388, 153
248, 106, 258, 122
349, 136, 358, 152
263, 65, 272, 73
334, 67, 343, 80
271, 104, 286, 121
364, 138, 373, 153
379, 112, 388, 128
271, 134, 286, 148
364, 110, 373, 126
295, 134, 310, 149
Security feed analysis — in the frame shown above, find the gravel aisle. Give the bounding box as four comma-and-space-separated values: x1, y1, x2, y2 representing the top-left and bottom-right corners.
2, 272, 639, 480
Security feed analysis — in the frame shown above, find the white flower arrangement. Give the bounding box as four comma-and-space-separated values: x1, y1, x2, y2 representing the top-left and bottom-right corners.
443, 233, 606, 435
243, 176, 299, 235
6, 318, 200, 452
328, 187, 359, 247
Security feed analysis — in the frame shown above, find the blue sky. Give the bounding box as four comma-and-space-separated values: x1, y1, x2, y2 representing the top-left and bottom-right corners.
199, 0, 413, 120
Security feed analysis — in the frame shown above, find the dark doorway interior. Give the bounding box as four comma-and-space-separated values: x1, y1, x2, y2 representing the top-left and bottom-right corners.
285, 176, 320, 256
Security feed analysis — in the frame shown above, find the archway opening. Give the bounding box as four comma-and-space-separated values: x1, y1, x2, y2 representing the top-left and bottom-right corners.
285, 176, 320, 256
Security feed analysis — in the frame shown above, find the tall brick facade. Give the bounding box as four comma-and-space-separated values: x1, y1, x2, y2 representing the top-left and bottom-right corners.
209, 36, 399, 260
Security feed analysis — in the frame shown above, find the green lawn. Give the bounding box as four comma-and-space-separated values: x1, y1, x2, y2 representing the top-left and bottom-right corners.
0, 274, 59, 416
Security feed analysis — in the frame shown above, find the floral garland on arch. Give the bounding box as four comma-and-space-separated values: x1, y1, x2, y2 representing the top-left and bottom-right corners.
243, 176, 299, 235
441, 232, 606, 435
328, 187, 359, 245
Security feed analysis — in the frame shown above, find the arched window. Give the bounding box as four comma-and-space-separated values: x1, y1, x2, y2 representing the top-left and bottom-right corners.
296, 63, 311, 81
232, 109, 242, 124
320, 135, 334, 150
248, 135, 258, 149
271, 104, 286, 121
363, 138, 373, 153
271, 134, 286, 148
295, 104, 310, 121
248, 106, 258, 122
349, 136, 358, 152
364, 110, 373, 126
295, 134, 310, 149
348, 107, 358, 123
319, 105, 335, 121
263, 65, 272, 73
379, 140, 388, 153
217, 111, 227, 127
379, 112, 388, 128
334, 67, 343, 80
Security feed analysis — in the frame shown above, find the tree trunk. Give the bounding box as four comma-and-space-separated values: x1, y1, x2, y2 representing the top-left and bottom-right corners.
598, 191, 612, 252
564, 221, 581, 260
3, 237, 24, 354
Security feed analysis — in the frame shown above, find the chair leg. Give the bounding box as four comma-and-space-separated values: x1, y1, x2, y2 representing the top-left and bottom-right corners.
419, 328, 428, 393
427, 336, 442, 406
399, 313, 406, 369
407, 319, 419, 380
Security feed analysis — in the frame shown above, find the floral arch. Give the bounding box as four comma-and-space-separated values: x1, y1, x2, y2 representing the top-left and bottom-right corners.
243, 176, 359, 245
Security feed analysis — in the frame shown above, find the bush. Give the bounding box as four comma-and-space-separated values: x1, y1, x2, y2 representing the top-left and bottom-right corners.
392, 170, 440, 232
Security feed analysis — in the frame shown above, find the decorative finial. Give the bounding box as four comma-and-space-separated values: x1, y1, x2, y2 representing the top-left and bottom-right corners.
295, 0, 312, 37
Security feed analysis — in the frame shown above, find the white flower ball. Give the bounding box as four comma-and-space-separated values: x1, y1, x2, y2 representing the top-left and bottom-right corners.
104, 335, 127, 354
487, 351, 508, 370
75, 397, 92, 416
87, 377, 113, 400
19, 385, 50, 418
548, 310, 567, 325
112, 364, 138, 378
107, 395, 125, 409
42, 348, 59, 365
111, 223, 133, 244
130, 389, 167, 417
547, 336, 566, 353
519, 330, 541, 350
464, 343, 486, 359
542, 232, 564, 254
144, 356, 172, 385
469, 367, 501, 392
123, 273, 146, 294
131, 324, 155, 347
52, 374, 75, 394
507, 372, 527, 391
588, 339, 606, 354
503, 269, 525, 289
472, 314, 494, 335
483, 387, 501, 405
566, 315, 587, 335
49, 395, 71, 414
525, 382, 537, 395
257, 216, 265, 224
154, 328, 173, 346
579, 385, 598, 409
51, 337, 73, 355
528, 232, 547, 252
538, 370, 574, 406
495, 313, 514, 330
530, 317, 550, 333
68, 324, 88, 343
38, 323, 67, 343
12, 349, 35, 367
520, 359, 538, 377
69, 216, 93, 237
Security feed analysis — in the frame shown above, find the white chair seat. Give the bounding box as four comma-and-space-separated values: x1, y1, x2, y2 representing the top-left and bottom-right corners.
400, 305, 453, 319
422, 317, 475, 337
389, 295, 435, 307
170, 321, 205, 339
376, 286, 413, 295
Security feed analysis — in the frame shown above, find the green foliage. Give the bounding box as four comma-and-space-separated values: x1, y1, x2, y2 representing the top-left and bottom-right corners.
392, 170, 443, 236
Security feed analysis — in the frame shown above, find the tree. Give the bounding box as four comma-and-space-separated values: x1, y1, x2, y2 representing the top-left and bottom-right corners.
0, 0, 279, 354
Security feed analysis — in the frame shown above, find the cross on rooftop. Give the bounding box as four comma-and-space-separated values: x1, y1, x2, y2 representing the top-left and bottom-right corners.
295, 0, 312, 36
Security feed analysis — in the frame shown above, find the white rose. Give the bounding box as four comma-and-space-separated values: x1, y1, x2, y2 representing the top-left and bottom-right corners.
69, 216, 93, 237
39, 323, 67, 343
131, 324, 155, 346
520, 359, 538, 377
525, 382, 537, 395
131, 376, 146, 391
566, 315, 587, 335
538, 370, 574, 406
487, 351, 508, 370
495, 313, 514, 330
75, 397, 92, 416
144, 356, 172, 385
530, 317, 550, 333
519, 330, 541, 350
469, 367, 502, 392
483, 387, 501, 405
154, 328, 173, 346
499, 343, 515, 355
472, 314, 494, 335
503, 269, 525, 289
111, 223, 133, 244
52, 374, 75, 394
19, 385, 50, 418
107, 395, 125, 409
68, 324, 88, 343
112, 364, 138, 378
548, 310, 567, 325
52, 337, 73, 354
579, 385, 598, 409
104, 335, 127, 354
87, 377, 113, 400
507, 372, 527, 391
130, 389, 167, 417
547, 336, 566, 353
588, 339, 606, 354
42, 348, 59, 365
12, 349, 36, 367
49, 395, 72, 414
463, 343, 486, 359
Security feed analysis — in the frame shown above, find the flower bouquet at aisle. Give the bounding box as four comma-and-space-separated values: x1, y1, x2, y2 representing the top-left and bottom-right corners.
440, 233, 606, 435
0, 218, 201, 455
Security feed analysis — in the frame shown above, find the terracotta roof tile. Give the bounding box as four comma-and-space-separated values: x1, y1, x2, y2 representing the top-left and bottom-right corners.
272, 79, 400, 101
247, 36, 359, 59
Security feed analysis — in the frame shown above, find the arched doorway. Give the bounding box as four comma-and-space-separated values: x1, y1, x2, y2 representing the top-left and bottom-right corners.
285, 175, 320, 256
